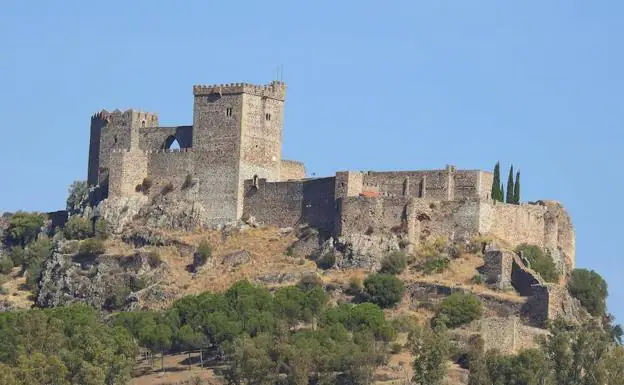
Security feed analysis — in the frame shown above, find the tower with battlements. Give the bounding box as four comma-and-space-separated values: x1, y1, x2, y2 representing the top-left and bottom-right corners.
88, 81, 300, 224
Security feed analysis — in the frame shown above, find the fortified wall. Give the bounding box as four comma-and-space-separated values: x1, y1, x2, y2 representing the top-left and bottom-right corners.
89, 79, 575, 272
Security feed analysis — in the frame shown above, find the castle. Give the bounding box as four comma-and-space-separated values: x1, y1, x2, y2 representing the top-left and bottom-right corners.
88, 80, 575, 272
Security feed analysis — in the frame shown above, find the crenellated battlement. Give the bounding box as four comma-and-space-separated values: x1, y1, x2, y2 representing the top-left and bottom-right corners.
193, 81, 286, 100
111, 148, 193, 155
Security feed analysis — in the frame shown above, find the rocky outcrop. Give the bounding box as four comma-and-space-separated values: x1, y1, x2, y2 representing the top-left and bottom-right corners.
330, 233, 404, 270
36, 248, 167, 311
97, 195, 149, 234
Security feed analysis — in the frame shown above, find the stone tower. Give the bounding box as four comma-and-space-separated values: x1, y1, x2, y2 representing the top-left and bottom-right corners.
88, 109, 159, 196
192, 81, 286, 221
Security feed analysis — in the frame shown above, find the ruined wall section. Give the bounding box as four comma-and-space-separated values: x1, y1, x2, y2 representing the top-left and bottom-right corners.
108, 150, 148, 197
337, 197, 480, 242
139, 126, 193, 150
145, 149, 196, 199
360, 168, 491, 201
478, 201, 575, 271
280, 160, 306, 181
242, 177, 335, 232
468, 317, 548, 355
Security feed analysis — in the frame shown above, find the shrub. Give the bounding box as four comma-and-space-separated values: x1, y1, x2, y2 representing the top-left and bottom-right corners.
94, 218, 111, 240
422, 257, 450, 275
136, 177, 153, 194
380, 251, 407, 275
348, 276, 364, 294
182, 173, 195, 190
390, 313, 418, 333
4, 211, 45, 247
79, 238, 106, 257
0, 286, 8, 295
316, 251, 336, 270
390, 342, 403, 354
568, 268, 608, 316
516, 243, 559, 283
434, 293, 483, 328
147, 251, 162, 268
193, 240, 212, 270
66, 180, 89, 216
470, 274, 484, 285
161, 182, 174, 195
297, 273, 323, 291
363, 273, 406, 308
63, 216, 92, 240
0, 256, 13, 275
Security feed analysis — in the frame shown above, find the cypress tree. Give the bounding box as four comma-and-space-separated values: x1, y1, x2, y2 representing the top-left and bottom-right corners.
500, 183, 504, 203
513, 171, 520, 204
506, 165, 514, 203
491, 162, 502, 201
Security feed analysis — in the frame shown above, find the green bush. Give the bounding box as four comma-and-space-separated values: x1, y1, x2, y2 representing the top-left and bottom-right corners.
422, 257, 450, 275
568, 268, 608, 316
63, 216, 92, 240
380, 251, 407, 275
316, 251, 336, 270
471, 274, 484, 285
0, 256, 13, 275
390, 342, 403, 354
66, 180, 89, 216
94, 218, 111, 240
434, 292, 483, 328
147, 251, 162, 268
348, 276, 364, 294
363, 273, 405, 308
516, 244, 559, 283
4, 211, 45, 247
78, 238, 106, 257
193, 240, 212, 270
297, 273, 323, 291
182, 173, 195, 190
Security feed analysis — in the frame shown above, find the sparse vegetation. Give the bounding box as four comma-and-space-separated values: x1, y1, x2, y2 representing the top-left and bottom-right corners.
192, 239, 212, 271
94, 217, 111, 240
182, 173, 195, 189
568, 268, 608, 316
410, 322, 450, 385
422, 256, 450, 275
161, 181, 175, 195
434, 292, 483, 328
147, 251, 163, 268
78, 238, 106, 257
363, 273, 405, 308
470, 274, 484, 285
516, 243, 559, 283
380, 251, 407, 274
63, 215, 92, 240
66, 180, 89, 216
316, 251, 336, 269
0, 256, 13, 275
136, 177, 153, 194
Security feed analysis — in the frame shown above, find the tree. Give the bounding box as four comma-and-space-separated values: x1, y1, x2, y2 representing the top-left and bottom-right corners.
491, 162, 503, 202
4, 212, 45, 247
434, 292, 483, 328
500, 183, 504, 203
513, 171, 521, 204
516, 244, 560, 283
63, 216, 92, 240
410, 323, 449, 385
379, 251, 407, 275
224, 334, 277, 385
363, 273, 405, 308
506, 165, 514, 204
66, 180, 89, 216
568, 269, 608, 316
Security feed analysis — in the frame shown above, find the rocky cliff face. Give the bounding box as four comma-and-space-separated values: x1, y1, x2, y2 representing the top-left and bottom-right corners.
36, 241, 167, 311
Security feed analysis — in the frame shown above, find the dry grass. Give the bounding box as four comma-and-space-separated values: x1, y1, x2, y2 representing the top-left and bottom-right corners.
0, 268, 34, 309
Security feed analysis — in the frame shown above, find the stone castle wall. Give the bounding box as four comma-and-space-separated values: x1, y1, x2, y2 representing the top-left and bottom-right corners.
242, 177, 335, 232
470, 317, 548, 355
280, 160, 306, 181
108, 150, 148, 197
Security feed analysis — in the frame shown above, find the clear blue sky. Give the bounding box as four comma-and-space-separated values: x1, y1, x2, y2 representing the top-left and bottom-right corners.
1, 1, 622, 319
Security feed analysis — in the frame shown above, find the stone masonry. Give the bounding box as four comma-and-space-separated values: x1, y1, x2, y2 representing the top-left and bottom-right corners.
88, 80, 575, 271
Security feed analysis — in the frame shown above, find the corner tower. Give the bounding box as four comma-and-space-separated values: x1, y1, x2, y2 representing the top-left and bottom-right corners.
192, 81, 286, 221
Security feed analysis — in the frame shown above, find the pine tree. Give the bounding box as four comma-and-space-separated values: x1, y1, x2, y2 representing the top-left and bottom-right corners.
513, 171, 520, 204
491, 162, 502, 201
506, 165, 514, 203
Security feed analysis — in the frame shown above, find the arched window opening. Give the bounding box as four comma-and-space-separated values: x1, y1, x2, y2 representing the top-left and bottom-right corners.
163, 135, 181, 150
252, 174, 259, 188
141, 120, 146, 128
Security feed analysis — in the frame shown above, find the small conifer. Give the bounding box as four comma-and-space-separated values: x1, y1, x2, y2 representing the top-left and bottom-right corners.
491, 162, 502, 201
513, 171, 521, 204
506, 165, 514, 203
